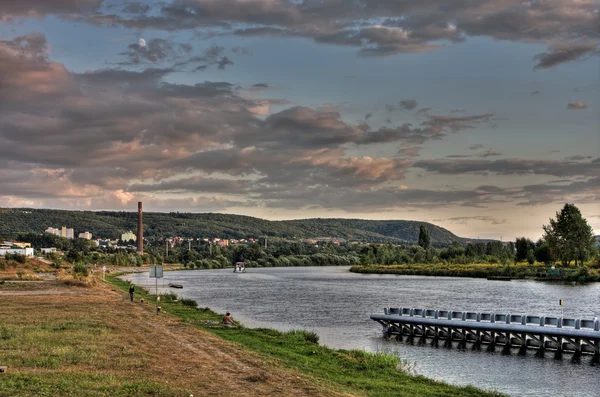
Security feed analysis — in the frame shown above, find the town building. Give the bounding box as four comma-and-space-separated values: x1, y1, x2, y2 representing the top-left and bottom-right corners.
45, 227, 60, 236
3, 241, 31, 248
45, 226, 76, 239
121, 231, 137, 242
78, 231, 92, 240
0, 247, 34, 257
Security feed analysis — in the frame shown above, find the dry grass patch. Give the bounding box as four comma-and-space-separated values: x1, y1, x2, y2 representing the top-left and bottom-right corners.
0, 278, 354, 397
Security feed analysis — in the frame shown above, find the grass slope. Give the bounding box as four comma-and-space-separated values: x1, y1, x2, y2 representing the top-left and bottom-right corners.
108, 274, 503, 397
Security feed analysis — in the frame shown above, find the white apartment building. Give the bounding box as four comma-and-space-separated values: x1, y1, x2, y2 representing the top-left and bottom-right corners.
78, 231, 92, 240
0, 247, 34, 257
121, 231, 137, 242
45, 227, 61, 236
46, 226, 76, 239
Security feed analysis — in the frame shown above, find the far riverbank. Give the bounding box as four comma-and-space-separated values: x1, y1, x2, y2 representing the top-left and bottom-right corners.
349, 263, 600, 282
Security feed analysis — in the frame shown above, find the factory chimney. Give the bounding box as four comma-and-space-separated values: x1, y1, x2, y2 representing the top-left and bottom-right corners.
137, 201, 143, 254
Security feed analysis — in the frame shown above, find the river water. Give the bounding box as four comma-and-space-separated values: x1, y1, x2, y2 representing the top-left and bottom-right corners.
126, 266, 600, 396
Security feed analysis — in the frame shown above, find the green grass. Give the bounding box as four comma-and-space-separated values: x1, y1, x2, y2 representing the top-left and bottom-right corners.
109, 274, 504, 397
0, 373, 174, 397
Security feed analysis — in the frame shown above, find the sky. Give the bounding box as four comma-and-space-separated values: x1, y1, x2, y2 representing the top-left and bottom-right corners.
0, 0, 598, 241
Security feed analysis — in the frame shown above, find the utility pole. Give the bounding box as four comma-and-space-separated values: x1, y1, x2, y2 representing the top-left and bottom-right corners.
188, 239, 191, 250
209, 241, 212, 256
166, 239, 168, 258
265, 237, 267, 250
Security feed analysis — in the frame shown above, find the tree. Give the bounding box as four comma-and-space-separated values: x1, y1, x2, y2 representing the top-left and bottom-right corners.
418, 225, 431, 250
515, 237, 535, 262
534, 239, 554, 264
543, 203, 595, 266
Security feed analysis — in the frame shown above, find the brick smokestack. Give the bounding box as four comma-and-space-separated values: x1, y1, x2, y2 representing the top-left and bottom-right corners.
137, 201, 143, 254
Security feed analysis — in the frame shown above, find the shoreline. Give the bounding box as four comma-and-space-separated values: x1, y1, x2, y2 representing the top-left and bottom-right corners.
349, 264, 600, 283
112, 272, 504, 397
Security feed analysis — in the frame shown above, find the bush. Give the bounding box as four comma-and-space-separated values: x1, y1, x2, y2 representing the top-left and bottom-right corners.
181, 298, 198, 307
159, 292, 178, 302
72, 263, 88, 276
283, 330, 320, 345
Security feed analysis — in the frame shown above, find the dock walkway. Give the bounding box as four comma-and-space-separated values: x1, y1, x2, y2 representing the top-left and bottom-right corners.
371, 307, 600, 362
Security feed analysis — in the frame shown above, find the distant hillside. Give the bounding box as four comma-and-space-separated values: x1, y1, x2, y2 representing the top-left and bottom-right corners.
0, 208, 480, 246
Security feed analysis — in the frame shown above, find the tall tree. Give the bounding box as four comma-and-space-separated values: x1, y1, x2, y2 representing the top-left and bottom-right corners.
534, 239, 554, 264
515, 237, 535, 262
543, 203, 595, 266
418, 225, 431, 250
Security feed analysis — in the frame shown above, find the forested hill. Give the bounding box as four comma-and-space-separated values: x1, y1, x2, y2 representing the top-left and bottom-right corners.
0, 208, 474, 246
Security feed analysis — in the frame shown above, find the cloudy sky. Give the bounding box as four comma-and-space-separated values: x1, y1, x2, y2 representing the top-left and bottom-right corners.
0, 0, 598, 240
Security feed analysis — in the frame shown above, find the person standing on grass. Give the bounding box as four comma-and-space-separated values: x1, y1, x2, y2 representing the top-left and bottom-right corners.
129, 284, 135, 302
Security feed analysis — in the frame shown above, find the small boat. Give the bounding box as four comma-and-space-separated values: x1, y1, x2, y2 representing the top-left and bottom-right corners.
168, 283, 183, 289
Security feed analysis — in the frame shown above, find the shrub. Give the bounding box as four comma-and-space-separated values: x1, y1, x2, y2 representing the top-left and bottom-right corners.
159, 292, 178, 302
283, 330, 320, 344
73, 263, 88, 276
181, 298, 198, 307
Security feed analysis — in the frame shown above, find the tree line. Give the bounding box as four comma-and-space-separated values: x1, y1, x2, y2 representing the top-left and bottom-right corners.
5, 203, 597, 270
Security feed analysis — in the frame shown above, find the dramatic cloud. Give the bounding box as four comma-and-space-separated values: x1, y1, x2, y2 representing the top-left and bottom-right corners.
0, 0, 101, 21
534, 40, 599, 69
437, 216, 508, 225
397, 147, 422, 157
172, 45, 234, 71
516, 177, 600, 206
8, 0, 596, 67
399, 99, 418, 110
3, 33, 497, 211
123, 2, 150, 15
120, 38, 192, 65
479, 149, 503, 158
414, 158, 600, 178
568, 101, 588, 109
0, 26, 597, 221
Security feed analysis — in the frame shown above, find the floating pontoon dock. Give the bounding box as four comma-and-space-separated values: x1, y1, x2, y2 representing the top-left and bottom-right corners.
371, 307, 600, 362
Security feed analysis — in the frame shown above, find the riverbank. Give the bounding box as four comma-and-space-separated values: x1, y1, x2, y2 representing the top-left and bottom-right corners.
109, 274, 503, 396
349, 263, 600, 282
0, 270, 502, 397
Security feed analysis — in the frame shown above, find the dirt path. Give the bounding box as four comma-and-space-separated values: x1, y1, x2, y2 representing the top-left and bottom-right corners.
0, 279, 355, 397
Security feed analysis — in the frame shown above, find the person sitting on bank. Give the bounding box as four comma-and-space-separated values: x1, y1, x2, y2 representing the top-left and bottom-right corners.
129, 284, 135, 302
222, 312, 235, 325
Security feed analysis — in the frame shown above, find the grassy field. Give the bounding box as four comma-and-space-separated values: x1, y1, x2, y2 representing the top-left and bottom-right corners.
0, 275, 357, 397
350, 262, 600, 282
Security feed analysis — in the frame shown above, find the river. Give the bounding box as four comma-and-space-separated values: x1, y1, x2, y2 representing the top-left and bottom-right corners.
126, 266, 600, 396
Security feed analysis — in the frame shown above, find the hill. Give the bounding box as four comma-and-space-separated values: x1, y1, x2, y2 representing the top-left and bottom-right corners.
0, 208, 478, 246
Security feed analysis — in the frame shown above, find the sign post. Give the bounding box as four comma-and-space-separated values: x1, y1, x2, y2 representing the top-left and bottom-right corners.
149, 265, 163, 314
